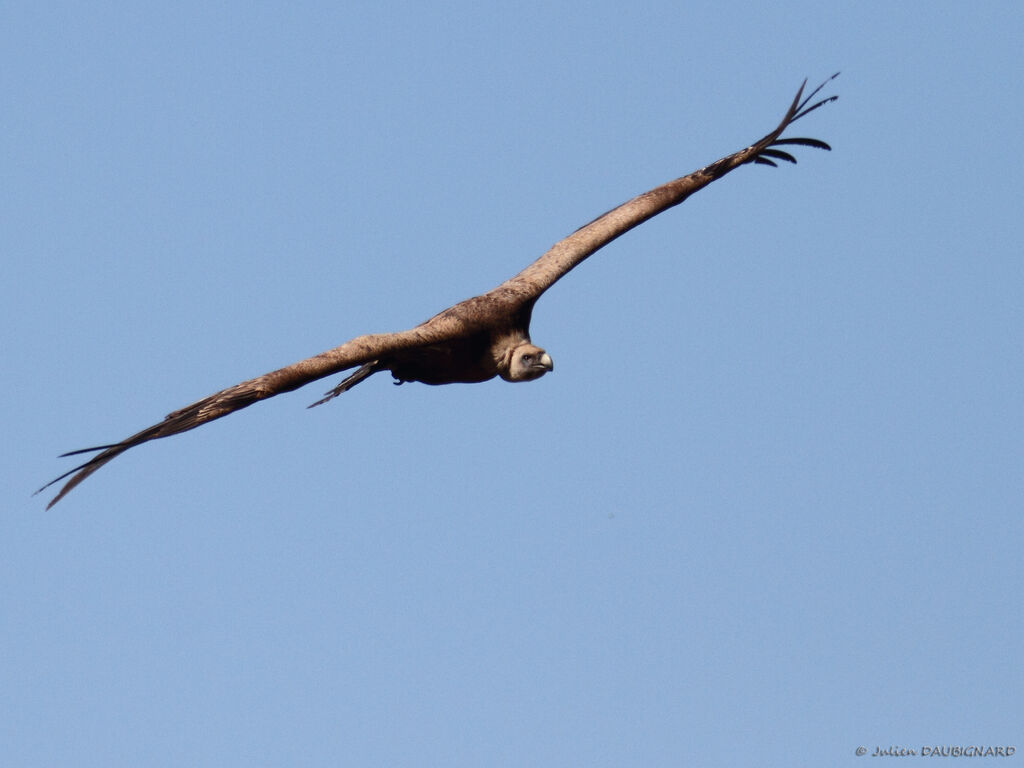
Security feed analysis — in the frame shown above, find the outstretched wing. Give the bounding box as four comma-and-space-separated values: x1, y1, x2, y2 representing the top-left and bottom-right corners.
36, 319, 472, 509
500, 74, 838, 303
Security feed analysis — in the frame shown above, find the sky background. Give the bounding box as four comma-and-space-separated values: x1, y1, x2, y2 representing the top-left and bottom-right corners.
2, 2, 1021, 766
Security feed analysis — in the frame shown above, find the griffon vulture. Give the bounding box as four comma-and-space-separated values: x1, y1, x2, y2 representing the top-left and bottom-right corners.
38, 75, 838, 508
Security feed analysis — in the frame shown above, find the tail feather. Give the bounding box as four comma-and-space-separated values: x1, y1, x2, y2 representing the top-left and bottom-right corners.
308, 361, 382, 408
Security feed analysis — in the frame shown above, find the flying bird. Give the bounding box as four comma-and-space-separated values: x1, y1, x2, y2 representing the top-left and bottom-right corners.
38, 75, 838, 508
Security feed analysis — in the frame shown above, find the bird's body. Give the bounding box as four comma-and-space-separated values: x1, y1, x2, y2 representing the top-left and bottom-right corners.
386, 289, 541, 386
38, 75, 838, 508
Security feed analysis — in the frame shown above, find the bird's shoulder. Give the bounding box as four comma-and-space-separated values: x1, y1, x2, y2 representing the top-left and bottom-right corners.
421, 284, 532, 330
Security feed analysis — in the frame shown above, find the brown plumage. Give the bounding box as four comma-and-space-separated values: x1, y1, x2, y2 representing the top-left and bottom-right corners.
37, 74, 838, 508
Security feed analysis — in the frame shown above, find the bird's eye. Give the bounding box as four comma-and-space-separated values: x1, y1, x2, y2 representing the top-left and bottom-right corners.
521, 354, 532, 362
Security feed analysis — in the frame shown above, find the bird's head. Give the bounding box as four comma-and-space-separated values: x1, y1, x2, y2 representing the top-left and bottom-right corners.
502, 343, 554, 382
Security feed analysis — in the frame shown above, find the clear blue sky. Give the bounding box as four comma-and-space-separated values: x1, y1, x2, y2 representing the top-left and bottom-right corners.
2, 2, 1021, 766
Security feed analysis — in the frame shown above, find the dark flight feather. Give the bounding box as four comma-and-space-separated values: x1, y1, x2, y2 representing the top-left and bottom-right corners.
773, 137, 832, 150
758, 148, 798, 164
